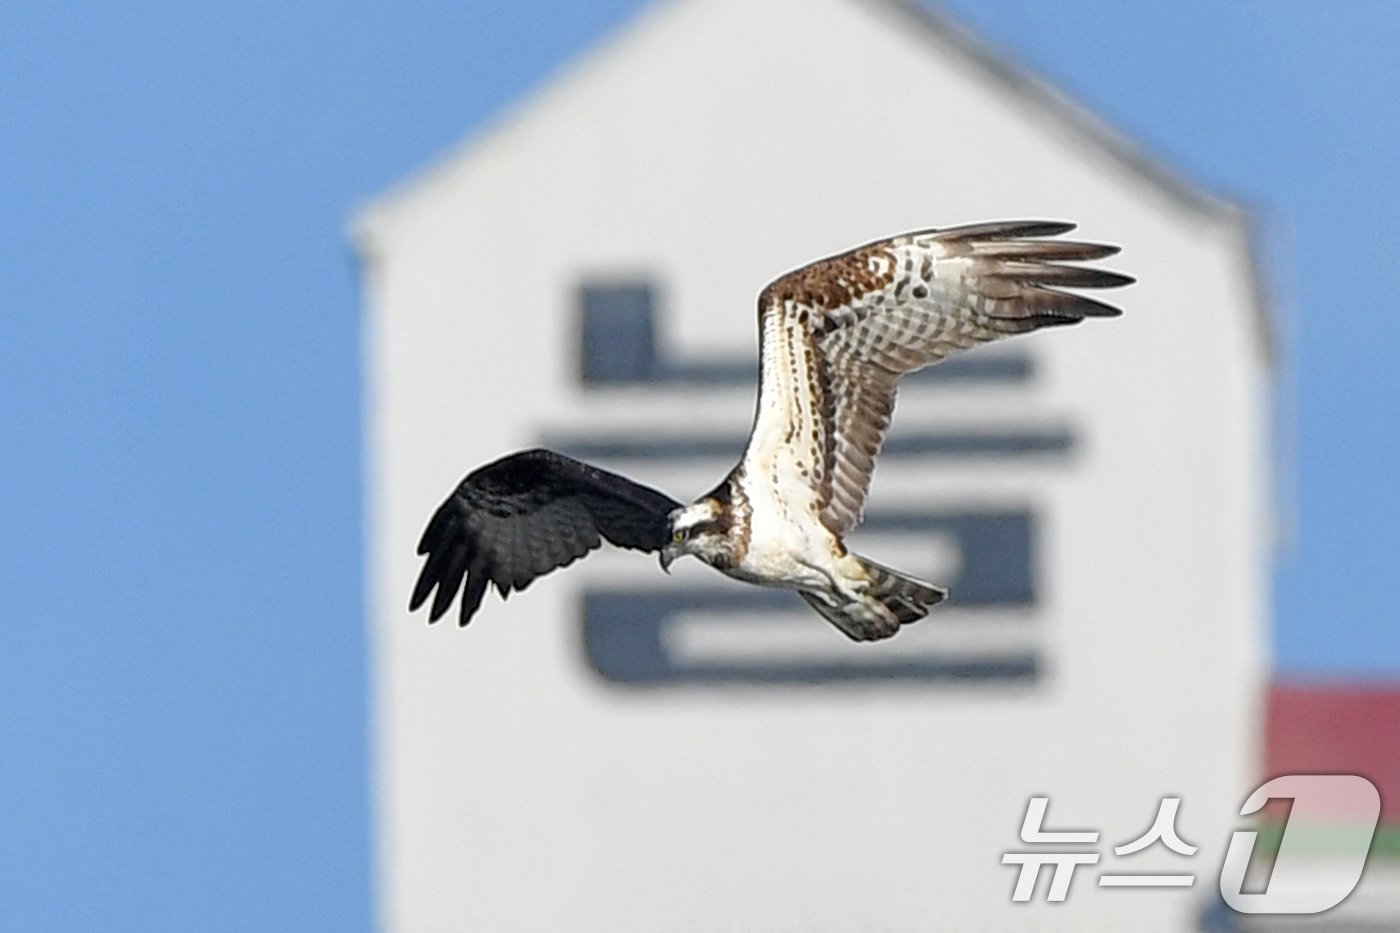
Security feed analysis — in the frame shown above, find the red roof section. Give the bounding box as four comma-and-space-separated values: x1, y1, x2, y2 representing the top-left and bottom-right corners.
1266, 683, 1400, 824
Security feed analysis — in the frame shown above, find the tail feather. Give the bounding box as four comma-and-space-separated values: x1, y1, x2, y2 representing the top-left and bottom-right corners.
859, 555, 947, 624
800, 555, 948, 642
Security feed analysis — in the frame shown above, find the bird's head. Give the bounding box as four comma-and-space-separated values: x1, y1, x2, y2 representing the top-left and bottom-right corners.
660, 498, 730, 572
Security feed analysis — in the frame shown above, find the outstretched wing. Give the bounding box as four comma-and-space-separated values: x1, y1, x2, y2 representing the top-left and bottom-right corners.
748, 220, 1133, 537
409, 448, 681, 626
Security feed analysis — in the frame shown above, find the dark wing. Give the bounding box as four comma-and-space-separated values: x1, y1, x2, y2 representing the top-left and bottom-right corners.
750, 220, 1133, 536
408, 448, 681, 626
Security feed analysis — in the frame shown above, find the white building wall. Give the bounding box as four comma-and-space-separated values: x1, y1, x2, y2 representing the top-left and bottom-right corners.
358, 0, 1270, 929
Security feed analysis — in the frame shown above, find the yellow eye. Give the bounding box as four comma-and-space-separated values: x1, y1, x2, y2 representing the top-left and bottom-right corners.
672, 530, 684, 544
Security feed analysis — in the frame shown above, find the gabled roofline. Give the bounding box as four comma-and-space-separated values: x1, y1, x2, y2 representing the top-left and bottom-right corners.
869, 0, 1243, 221
355, 0, 1250, 232
352, 0, 1272, 359
351, 1, 676, 253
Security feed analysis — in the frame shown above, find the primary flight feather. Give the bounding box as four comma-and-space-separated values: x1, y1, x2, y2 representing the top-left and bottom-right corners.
410, 220, 1132, 641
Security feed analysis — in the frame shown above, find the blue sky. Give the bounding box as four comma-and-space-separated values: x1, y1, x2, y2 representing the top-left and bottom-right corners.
2, 1, 1397, 929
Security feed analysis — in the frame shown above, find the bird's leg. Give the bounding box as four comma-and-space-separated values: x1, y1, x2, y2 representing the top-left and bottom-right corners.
832, 553, 875, 600
793, 553, 873, 604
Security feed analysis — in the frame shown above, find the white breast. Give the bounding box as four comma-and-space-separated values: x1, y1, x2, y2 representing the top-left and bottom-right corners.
731, 466, 835, 590
729, 300, 840, 589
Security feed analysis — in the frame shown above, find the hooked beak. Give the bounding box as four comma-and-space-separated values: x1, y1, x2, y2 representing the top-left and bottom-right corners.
659, 547, 676, 574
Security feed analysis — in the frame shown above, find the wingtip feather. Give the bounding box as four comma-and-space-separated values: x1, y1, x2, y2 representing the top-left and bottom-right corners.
938, 219, 1078, 241
408, 578, 433, 614
459, 571, 489, 626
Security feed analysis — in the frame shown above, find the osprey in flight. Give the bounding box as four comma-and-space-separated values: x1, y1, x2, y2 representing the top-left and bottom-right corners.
410, 220, 1131, 641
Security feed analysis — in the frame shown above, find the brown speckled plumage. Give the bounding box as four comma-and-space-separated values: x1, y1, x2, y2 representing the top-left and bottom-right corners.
746, 220, 1131, 537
